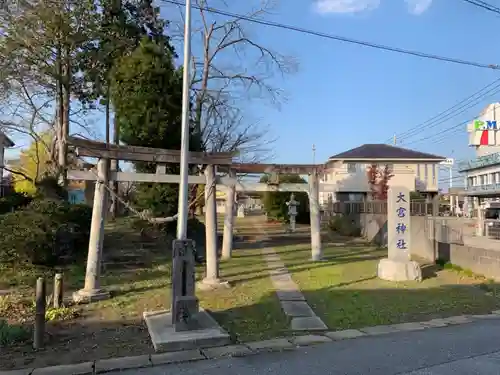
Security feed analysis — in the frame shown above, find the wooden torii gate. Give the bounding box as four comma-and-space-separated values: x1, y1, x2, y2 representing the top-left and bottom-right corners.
66, 137, 337, 301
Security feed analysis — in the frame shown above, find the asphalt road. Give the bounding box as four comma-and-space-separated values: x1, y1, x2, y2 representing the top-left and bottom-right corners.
117, 320, 500, 375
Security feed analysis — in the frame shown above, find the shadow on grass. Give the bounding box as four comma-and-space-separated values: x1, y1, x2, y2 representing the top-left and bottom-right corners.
225, 247, 386, 285
3, 282, 500, 372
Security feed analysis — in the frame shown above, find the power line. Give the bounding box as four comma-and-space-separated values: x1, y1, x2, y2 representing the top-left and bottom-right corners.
403, 103, 497, 147
386, 78, 500, 144
461, 0, 500, 14
163, 0, 500, 71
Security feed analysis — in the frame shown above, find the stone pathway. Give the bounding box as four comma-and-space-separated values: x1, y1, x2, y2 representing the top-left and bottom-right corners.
258, 231, 328, 331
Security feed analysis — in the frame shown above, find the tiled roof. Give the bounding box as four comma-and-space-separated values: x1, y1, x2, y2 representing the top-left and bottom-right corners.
0, 130, 14, 147
329, 144, 446, 161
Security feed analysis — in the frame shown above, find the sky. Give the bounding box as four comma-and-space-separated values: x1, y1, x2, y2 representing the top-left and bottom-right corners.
160, 0, 500, 189
7, 0, 500, 189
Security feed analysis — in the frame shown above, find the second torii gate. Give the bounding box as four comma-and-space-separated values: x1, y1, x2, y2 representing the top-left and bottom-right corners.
66, 137, 336, 299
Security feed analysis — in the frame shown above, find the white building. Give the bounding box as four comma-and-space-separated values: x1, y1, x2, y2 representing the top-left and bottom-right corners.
458, 103, 500, 214
319, 143, 446, 204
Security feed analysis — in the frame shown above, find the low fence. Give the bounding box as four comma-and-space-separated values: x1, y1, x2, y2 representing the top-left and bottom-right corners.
485, 220, 500, 240
323, 201, 500, 280
321, 200, 434, 221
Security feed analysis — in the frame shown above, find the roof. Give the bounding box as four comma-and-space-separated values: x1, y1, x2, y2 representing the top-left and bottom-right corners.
0, 130, 14, 147
328, 144, 446, 161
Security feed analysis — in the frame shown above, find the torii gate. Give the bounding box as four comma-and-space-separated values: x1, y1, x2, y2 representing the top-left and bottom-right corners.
66, 137, 337, 302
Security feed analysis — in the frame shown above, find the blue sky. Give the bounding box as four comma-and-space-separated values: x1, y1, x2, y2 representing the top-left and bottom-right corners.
163, 0, 499, 188
237, 0, 500, 162
8, 0, 499, 189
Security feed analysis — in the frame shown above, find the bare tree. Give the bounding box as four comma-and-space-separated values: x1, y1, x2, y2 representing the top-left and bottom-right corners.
167, 0, 297, 159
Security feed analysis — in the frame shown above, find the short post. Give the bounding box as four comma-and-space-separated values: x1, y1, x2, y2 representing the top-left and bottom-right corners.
221, 170, 236, 260
171, 239, 199, 330
33, 277, 46, 349
309, 170, 322, 261
286, 193, 299, 233
73, 158, 111, 303
53, 273, 63, 308
377, 187, 422, 282
476, 205, 485, 236
202, 164, 220, 285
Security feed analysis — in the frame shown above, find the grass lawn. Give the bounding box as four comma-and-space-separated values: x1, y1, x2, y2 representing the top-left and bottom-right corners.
0, 217, 287, 371
276, 244, 500, 330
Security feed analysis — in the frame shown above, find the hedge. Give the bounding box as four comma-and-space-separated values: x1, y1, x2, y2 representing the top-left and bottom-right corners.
0, 199, 92, 267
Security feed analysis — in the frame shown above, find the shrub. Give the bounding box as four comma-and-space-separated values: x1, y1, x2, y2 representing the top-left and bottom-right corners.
35, 176, 68, 201
328, 215, 361, 237
0, 199, 92, 267
0, 192, 33, 214
0, 320, 30, 347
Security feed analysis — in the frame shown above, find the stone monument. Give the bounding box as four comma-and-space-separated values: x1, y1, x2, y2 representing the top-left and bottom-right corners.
286, 193, 299, 232
237, 204, 245, 218
143, 239, 230, 352
377, 187, 422, 282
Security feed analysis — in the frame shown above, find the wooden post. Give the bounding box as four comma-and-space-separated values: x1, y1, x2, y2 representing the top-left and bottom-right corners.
53, 273, 63, 308
73, 158, 110, 303
33, 277, 46, 349
309, 170, 322, 261
221, 170, 236, 260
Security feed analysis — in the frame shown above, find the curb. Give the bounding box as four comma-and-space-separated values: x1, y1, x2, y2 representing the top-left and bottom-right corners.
3, 311, 500, 375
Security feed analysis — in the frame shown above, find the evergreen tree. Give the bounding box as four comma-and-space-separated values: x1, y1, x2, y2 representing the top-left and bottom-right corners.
110, 38, 200, 217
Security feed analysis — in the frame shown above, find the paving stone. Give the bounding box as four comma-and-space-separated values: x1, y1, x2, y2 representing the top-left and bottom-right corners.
270, 273, 293, 284
470, 314, 500, 320
202, 344, 253, 358
272, 279, 300, 291
443, 315, 472, 325
290, 334, 332, 346
290, 316, 328, 331
267, 261, 286, 269
246, 338, 295, 352
269, 268, 288, 276
360, 325, 399, 335
390, 322, 427, 331
325, 329, 367, 340
150, 349, 205, 366
281, 301, 315, 317
276, 290, 306, 301
94, 355, 151, 373
264, 254, 281, 262
420, 319, 449, 328
0, 369, 35, 375
31, 362, 94, 375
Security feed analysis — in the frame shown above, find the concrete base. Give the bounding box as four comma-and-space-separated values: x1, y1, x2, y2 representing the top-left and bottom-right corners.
377, 258, 423, 282
196, 278, 231, 291
143, 309, 231, 352
72, 288, 110, 303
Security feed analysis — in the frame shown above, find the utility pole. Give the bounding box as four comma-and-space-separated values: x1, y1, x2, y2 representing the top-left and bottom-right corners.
312, 144, 316, 165
176, 0, 192, 240
393, 134, 397, 145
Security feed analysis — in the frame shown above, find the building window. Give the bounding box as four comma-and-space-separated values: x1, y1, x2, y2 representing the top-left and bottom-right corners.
347, 163, 357, 173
